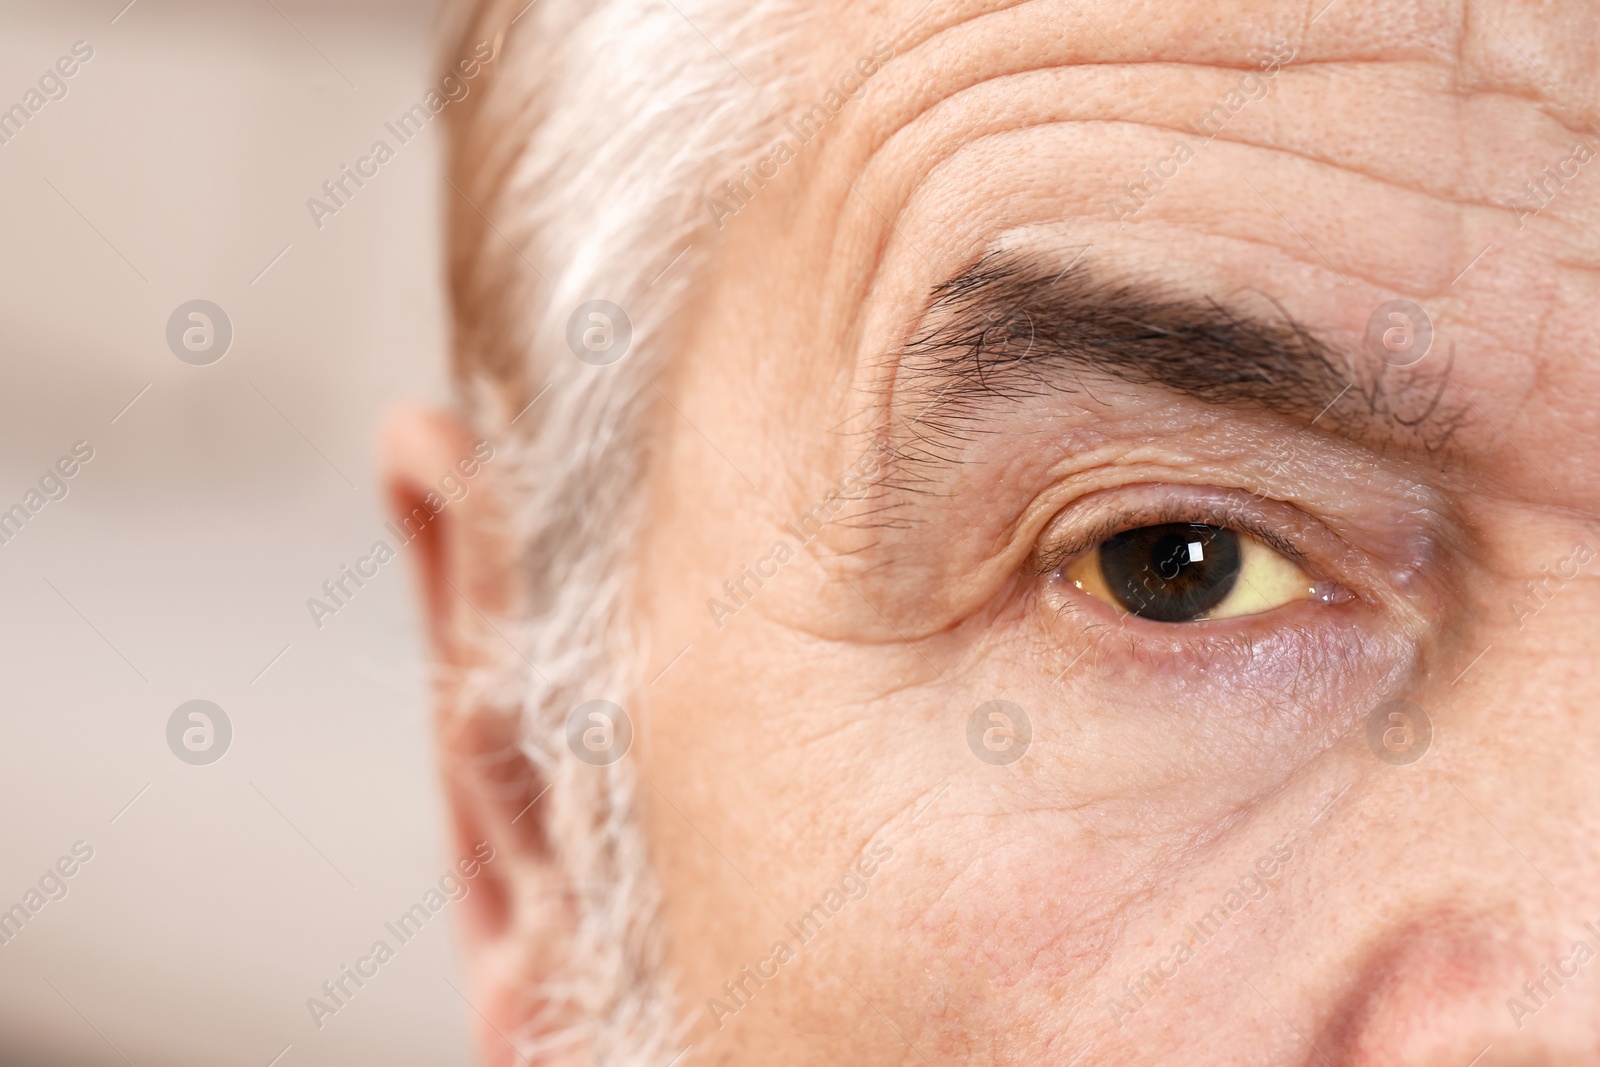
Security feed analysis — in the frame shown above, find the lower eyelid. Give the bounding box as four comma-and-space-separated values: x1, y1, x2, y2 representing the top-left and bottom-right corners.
1022, 489, 1426, 703
1031, 585, 1412, 761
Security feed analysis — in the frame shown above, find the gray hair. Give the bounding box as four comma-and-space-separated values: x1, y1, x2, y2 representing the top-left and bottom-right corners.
436, 1, 800, 1060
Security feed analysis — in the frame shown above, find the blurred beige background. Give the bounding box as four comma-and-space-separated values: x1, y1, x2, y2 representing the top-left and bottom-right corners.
0, 1, 479, 1064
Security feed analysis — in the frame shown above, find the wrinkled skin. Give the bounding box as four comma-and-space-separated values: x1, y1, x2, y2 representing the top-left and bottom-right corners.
399, 1, 1600, 1064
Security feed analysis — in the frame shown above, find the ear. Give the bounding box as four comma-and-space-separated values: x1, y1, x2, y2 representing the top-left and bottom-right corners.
379, 405, 577, 1066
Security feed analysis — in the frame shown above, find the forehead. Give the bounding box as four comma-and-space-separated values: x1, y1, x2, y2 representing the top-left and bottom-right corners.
695, 0, 1600, 504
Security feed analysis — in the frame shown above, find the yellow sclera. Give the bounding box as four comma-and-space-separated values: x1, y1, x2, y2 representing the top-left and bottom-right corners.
1063, 530, 1316, 622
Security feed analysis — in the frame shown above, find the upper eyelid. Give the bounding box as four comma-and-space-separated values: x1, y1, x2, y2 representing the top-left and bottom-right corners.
1032, 492, 1313, 578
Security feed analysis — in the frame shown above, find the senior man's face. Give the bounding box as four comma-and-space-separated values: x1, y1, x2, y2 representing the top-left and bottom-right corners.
413, 0, 1600, 1063
629, 0, 1600, 1063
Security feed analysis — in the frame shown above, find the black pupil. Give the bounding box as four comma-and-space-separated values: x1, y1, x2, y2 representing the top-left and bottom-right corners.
1099, 523, 1241, 622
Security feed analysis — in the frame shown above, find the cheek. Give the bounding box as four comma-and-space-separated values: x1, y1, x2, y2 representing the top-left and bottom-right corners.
890, 820, 1128, 999
1022, 590, 1419, 829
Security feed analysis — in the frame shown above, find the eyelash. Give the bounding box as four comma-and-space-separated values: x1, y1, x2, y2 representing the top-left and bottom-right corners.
1032, 494, 1314, 583
1021, 495, 1367, 686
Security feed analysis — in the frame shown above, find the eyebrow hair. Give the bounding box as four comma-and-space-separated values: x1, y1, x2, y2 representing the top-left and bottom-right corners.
889, 252, 1461, 463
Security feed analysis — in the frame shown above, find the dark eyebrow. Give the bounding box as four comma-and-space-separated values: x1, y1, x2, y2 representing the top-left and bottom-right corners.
890, 252, 1460, 457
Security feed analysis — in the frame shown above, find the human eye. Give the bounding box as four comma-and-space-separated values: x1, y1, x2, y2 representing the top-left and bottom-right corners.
1038, 491, 1354, 626
1063, 522, 1329, 623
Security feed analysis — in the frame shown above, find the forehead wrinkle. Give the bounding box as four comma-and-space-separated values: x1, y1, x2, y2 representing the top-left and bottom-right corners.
823, 33, 1589, 333
838, 142, 1455, 459
842, 48, 1578, 275
886, 0, 1598, 125
838, 109, 1465, 467
798, 1, 1565, 490
827, 58, 1498, 408
856, 0, 1591, 190
902, 78, 1512, 215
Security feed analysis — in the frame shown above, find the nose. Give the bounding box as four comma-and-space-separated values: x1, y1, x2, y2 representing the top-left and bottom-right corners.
1313, 908, 1600, 1065
1308, 612, 1600, 1065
